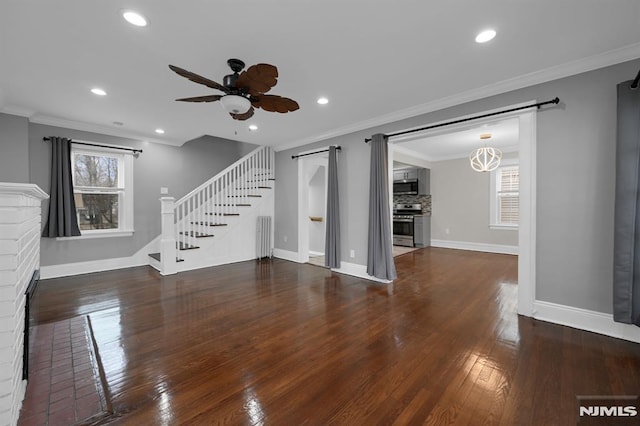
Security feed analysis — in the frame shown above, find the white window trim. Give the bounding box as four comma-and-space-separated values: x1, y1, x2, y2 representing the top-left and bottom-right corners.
489, 158, 519, 230
58, 143, 134, 240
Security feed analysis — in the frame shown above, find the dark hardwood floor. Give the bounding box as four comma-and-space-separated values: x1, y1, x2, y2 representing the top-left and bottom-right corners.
28, 248, 640, 425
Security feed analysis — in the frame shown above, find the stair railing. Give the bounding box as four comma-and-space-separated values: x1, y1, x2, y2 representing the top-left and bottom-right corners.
161, 146, 273, 267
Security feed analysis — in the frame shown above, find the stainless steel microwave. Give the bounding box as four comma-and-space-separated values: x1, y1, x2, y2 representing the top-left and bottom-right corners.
393, 179, 418, 195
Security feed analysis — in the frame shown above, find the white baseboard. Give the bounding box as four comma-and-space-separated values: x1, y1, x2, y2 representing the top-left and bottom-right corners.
430, 239, 518, 255
331, 261, 392, 284
533, 300, 640, 343
40, 255, 147, 279
273, 250, 392, 284
273, 248, 302, 263
308, 251, 325, 257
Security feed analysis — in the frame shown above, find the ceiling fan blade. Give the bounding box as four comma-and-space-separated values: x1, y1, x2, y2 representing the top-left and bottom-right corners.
169, 65, 229, 93
175, 95, 223, 102
236, 63, 279, 95
230, 107, 255, 121
252, 94, 299, 113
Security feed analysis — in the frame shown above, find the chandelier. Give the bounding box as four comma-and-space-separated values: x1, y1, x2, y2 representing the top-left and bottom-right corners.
469, 133, 502, 172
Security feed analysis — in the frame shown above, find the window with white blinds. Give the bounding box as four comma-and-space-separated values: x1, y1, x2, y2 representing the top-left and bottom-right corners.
490, 162, 519, 229
497, 166, 519, 225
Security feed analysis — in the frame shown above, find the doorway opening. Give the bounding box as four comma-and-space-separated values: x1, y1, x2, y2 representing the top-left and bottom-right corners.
389, 102, 536, 316
297, 151, 329, 268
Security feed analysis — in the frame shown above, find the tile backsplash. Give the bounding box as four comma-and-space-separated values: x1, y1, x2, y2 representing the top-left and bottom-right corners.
393, 194, 432, 215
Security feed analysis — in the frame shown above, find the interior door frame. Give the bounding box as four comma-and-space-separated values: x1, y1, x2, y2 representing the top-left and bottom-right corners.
297, 149, 329, 264
389, 101, 537, 316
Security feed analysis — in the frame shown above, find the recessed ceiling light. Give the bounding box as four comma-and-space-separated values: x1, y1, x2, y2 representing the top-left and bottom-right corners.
122, 11, 147, 27
155, 128, 165, 134
317, 97, 329, 105
91, 88, 107, 96
475, 29, 496, 43
248, 124, 258, 131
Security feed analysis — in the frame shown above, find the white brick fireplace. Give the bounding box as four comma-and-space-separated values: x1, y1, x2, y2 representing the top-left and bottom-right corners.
0, 183, 47, 426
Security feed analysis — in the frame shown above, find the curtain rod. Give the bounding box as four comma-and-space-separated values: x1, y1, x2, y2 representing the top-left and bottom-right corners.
364, 97, 560, 143
291, 146, 341, 159
631, 69, 640, 89
42, 137, 143, 154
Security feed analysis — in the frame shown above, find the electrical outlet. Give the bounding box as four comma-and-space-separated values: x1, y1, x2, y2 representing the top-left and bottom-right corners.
350, 249, 355, 258
283, 235, 288, 242
160, 187, 169, 194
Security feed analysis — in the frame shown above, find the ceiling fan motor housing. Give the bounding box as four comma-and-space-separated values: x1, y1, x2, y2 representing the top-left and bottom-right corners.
223, 58, 245, 89
223, 73, 238, 88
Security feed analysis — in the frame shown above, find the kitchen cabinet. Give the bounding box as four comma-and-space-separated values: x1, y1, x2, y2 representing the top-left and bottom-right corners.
413, 215, 431, 247
393, 169, 418, 181
417, 168, 430, 195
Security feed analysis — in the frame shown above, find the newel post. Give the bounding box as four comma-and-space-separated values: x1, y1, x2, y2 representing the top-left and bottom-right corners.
160, 197, 178, 275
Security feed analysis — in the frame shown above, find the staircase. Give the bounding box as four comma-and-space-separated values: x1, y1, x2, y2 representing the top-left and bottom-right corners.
148, 146, 275, 275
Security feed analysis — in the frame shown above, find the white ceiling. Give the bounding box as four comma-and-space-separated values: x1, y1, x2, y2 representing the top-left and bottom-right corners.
1, 1, 640, 148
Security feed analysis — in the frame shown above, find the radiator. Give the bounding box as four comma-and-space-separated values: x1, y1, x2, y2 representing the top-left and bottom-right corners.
256, 216, 272, 259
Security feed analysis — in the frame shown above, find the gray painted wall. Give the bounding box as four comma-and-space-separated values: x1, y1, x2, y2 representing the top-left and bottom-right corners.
28, 123, 257, 266
430, 154, 518, 246
0, 114, 29, 182
276, 139, 372, 265
275, 58, 640, 314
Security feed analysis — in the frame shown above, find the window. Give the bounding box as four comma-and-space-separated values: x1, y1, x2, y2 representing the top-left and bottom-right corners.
490, 162, 519, 229
70, 145, 134, 237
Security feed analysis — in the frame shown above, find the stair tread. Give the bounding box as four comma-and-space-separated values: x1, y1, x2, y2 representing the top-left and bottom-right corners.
228, 195, 262, 198
191, 222, 228, 226
205, 212, 240, 216
148, 253, 184, 263
179, 232, 214, 238
238, 186, 272, 189
213, 203, 251, 206
178, 243, 200, 250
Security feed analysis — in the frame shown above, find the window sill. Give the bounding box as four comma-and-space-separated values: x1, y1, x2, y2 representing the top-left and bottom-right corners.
489, 224, 518, 230
55, 229, 134, 241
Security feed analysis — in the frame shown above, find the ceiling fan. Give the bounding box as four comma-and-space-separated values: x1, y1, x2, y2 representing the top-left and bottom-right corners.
168, 59, 299, 121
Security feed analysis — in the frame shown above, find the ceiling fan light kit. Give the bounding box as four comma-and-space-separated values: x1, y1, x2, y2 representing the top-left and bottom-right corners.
220, 95, 251, 114
169, 58, 299, 121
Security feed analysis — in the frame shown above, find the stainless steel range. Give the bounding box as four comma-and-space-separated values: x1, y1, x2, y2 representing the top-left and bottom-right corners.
393, 203, 422, 247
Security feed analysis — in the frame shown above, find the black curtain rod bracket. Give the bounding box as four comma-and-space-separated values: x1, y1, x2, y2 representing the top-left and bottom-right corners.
291, 146, 341, 159
43, 137, 143, 154
631, 69, 640, 89
364, 97, 560, 143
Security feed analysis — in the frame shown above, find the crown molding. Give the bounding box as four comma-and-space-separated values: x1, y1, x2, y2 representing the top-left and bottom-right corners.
275, 42, 640, 152
29, 114, 184, 147
1, 105, 36, 118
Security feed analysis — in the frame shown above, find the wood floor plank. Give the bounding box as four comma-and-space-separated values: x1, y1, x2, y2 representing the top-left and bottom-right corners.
24, 248, 640, 425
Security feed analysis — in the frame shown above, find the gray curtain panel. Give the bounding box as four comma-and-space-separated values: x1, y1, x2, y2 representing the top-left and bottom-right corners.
325, 146, 341, 268
613, 80, 640, 326
367, 134, 397, 281
42, 137, 81, 237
